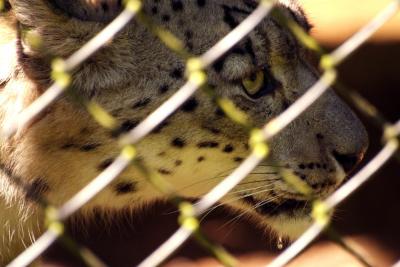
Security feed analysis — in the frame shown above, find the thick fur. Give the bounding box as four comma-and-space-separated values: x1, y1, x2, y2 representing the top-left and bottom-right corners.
0, 0, 368, 264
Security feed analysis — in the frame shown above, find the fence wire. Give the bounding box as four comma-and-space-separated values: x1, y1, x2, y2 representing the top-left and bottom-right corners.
1, 0, 399, 267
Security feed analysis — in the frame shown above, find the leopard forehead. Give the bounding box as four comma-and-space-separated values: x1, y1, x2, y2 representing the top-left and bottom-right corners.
3, 0, 368, 207
16, 0, 313, 130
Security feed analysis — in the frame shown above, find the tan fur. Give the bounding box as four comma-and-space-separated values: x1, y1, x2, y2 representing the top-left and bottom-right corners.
0, 0, 368, 263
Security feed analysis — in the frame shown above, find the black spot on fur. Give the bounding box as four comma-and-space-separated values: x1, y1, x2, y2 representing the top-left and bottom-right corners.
197, 156, 205, 162
215, 107, 225, 117
132, 98, 151, 109
223, 144, 234, 153
61, 143, 75, 149
159, 84, 169, 94
316, 133, 324, 140
162, 14, 170, 22
171, 0, 183, 11
221, 5, 251, 28
222, 5, 239, 28
80, 143, 101, 152
172, 137, 185, 148
187, 42, 194, 50
231, 46, 246, 55
197, 141, 219, 148
202, 126, 221, 135
282, 100, 290, 110
212, 57, 225, 73
152, 120, 169, 134
170, 68, 183, 79
243, 0, 257, 9
175, 160, 182, 166
181, 98, 198, 112
197, 0, 206, 7
26, 178, 50, 201
184, 30, 193, 39
98, 158, 114, 171
151, 6, 158, 14
245, 39, 257, 64
311, 184, 319, 189
111, 120, 140, 137
115, 181, 137, 195
158, 168, 172, 175
234, 157, 243, 163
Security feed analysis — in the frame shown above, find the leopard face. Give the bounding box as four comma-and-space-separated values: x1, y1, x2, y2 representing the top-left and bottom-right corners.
0, 0, 368, 263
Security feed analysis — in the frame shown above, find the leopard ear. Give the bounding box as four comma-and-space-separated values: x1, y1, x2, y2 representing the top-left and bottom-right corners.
278, 0, 313, 32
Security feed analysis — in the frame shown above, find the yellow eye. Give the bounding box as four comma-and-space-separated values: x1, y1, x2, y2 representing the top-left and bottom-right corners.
242, 70, 264, 96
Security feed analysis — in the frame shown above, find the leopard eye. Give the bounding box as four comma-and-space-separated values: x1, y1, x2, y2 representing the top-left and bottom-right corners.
242, 71, 264, 96
241, 66, 279, 99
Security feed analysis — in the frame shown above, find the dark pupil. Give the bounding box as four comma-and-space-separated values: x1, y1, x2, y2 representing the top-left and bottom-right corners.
245, 66, 279, 99
249, 73, 258, 82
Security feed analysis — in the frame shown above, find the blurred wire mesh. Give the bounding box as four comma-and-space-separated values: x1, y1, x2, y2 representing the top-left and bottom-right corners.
1, 0, 399, 266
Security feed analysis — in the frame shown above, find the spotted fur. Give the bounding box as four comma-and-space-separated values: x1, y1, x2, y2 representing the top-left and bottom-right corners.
0, 0, 368, 263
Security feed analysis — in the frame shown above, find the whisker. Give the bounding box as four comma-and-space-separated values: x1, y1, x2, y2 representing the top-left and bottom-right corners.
177, 168, 280, 193
199, 187, 277, 222
217, 212, 250, 233
217, 195, 282, 232
253, 196, 281, 209
165, 184, 275, 216
228, 184, 275, 195
238, 178, 280, 186
257, 196, 288, 215
248, 172, 279, 175
301, 199, 310, 214
165, 178, 281, 216
258, 163, 289, 169
175, 167, 238, 192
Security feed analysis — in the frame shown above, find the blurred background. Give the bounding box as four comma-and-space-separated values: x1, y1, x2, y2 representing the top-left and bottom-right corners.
42, 1, 400, 266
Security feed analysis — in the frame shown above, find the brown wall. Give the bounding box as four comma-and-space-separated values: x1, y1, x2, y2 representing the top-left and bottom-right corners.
299, 0, 400, 43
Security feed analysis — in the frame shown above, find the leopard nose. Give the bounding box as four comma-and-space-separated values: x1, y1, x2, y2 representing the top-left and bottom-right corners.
332, 150, 362, 173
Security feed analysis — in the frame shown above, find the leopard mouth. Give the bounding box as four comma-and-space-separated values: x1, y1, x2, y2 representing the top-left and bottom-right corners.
242, 196, 311, 217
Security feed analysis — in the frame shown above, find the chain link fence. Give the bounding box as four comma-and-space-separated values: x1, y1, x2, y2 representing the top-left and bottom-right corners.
1, 0, 399, 266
